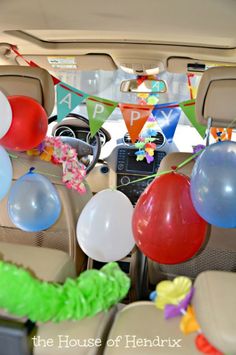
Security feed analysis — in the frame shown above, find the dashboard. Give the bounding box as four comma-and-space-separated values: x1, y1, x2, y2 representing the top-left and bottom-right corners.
53, 117, 170, 205
116, 147, 166, 204
53, 123, 111, 147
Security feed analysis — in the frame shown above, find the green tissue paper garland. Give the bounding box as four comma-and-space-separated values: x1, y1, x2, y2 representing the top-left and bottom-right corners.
0, 261, 130, 323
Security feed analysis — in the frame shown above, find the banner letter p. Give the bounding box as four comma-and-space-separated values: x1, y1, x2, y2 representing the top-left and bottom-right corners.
93, 103, 104, 118
130, 111, 141, 126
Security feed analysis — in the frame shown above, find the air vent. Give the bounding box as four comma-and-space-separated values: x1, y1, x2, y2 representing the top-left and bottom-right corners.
153, 131, 165, 147
123, 131, 165, 147
123, 132, 136, 145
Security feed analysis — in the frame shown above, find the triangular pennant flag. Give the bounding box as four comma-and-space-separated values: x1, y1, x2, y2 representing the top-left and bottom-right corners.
86, 97, 118, 137
179, 100, 206, 138
57, 82, 89, 122
119, 104, 154, 143
152, 102, 181, 143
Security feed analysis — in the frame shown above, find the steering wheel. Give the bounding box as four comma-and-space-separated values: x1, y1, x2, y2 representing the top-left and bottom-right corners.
48, 113, 101, 174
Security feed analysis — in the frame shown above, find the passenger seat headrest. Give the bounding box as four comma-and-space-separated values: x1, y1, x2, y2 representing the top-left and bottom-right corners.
196, 66, 236, 127
0, 66, 55, 116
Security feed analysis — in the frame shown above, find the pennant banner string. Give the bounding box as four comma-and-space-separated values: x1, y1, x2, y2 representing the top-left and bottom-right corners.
9, 47, 234, 143
10, 45, 31, 65
10, 45, 60, 85
59, 83, 85, 98
88, 97, 118, 107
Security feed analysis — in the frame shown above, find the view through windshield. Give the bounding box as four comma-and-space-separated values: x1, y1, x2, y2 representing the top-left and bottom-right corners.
52, 69, 201, 124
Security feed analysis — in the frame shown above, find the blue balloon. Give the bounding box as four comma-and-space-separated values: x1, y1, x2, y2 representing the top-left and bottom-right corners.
0, 146, 12, 201
8, 170, 61, 232
191, 141, 236, 228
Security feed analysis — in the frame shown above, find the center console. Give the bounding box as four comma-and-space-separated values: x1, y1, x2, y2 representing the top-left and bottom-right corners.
116, 147, 166, 204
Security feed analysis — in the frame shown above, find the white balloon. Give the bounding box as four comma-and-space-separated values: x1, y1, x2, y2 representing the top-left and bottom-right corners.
0, 146, 12, 201
77, 189, 135, 262
0, 91, 12, 139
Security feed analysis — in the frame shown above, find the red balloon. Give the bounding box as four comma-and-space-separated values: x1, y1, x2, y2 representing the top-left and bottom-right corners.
0, 96, 48, 151
132, 172, 208, 264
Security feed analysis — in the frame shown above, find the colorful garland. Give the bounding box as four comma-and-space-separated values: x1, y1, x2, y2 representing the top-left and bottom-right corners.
135, 137, 157, 163
0, 261, 130, 323
135, 75, 160, 163
27, 137, 86, 194
150, 276, 223, 354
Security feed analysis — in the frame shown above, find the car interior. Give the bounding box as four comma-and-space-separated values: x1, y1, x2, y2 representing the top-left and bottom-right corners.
0, 0, 236, 354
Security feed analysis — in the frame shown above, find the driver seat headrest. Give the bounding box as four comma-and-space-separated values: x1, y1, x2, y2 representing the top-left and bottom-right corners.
0, 65, 55, 116
196, 66, 236, 128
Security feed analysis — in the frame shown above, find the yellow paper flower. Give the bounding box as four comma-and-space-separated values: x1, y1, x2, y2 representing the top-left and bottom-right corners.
155, 276, 192, 310
192, 87, 198, 99
145, 148, 154, 156
40, 146, 54, 162
136, 155, 145, 161
147, 96, 159, 105
146, 122, 157, 128
180, 306, 200, 334
27, 148, 40, 156
137, 93, 149, 99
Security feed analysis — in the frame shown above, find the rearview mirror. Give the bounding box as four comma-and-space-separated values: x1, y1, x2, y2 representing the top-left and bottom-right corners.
120, 79, 167, 93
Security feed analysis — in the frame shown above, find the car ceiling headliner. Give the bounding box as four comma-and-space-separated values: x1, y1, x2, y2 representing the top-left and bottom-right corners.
0, 0, 236, 48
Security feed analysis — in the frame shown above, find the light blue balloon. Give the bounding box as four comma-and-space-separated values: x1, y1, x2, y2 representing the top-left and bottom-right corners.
0, 146, 12, 201
8, 170, 61, 232
190, 141, 236, 228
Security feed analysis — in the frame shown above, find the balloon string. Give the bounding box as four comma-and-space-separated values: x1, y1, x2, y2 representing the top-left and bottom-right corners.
116, 169, 173, 189
9, 148, 204, 188
116, 149, 204, 189
8, 153, 61, 179
175, 150, 203, 169
34, 170, 61, 179
8, 153, 18, 159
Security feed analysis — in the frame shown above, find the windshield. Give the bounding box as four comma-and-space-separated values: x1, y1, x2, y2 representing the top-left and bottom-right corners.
52, 68, 201, 124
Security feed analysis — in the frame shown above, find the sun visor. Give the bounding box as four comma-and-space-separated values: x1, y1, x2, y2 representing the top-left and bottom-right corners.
16, 54, 117, 71
167, 57, 235, 74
